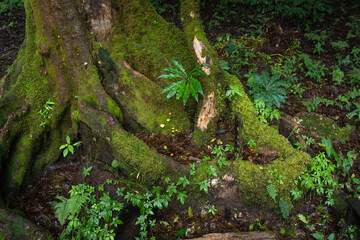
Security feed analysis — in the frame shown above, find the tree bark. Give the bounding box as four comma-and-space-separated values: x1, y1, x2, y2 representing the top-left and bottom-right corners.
0, 0, 311, 211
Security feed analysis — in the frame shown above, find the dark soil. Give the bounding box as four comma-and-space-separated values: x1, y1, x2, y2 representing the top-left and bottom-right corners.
0, 8, 25, 79
1, 1, 360, 239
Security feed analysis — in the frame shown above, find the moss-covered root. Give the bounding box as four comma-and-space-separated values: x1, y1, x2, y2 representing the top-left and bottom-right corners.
97, 48, 191, 135
180, 0, 226, 145
226, 74, 312, 208
0, 207, 54, 240
75, 101, 187, 186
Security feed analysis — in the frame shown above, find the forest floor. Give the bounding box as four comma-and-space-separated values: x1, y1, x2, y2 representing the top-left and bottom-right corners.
1, 1, 360, 239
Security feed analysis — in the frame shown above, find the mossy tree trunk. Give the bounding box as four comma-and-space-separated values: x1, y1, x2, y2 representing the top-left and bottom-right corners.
0, 0, 224, 200
0, 0, 311, 208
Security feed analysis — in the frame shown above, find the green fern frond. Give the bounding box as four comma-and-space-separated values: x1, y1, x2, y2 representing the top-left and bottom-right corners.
266, 184, 277, 202
52, 194, 89, 225
279, 200, 289, 219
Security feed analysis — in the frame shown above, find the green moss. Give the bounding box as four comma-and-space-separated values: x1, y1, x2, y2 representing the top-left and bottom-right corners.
225, 73, 312, 208
109, 0, 195, 83
2, 134, 35, 195
31, 128, 63, 178
107, 97, 123, 124
297, 113, 354, 142
97, 48, 191, 134
111, 130, 166, 184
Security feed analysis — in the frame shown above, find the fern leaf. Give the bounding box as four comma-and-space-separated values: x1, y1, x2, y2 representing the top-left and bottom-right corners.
52, 194, 89, 225
68, 194, 89, 215
266, 184, 277, 202
53, 196, 71, 225
279, 200, 289, 219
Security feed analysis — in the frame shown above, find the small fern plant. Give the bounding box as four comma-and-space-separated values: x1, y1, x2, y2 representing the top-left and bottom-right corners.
50, 168, 124, 239
266, 170, 289, 220
248, 70, 288, 109
158, 59, 206, 105
266, 184, 277, 202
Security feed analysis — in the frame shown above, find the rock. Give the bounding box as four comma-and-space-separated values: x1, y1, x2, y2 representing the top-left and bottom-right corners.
191, 231, 277, 240
346, 198, 360, 226
295, 112, 354, 143
0, 207, 54, 240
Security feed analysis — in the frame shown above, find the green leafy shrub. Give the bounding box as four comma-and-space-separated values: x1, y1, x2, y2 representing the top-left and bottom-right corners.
0, 0, 23, 14
292, 152, 341, 206
348, 68, 360, 86
51, 176, 124, 240
330, 41, 349, 50
158, 60, 206, 105
301, 54, 327, 83
330, 66, 344, 85
347, 102, 360, 121
247, 70, 288, 108
254, 99, 281, 124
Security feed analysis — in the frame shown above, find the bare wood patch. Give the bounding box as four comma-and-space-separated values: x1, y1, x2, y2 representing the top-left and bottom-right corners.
197, 92, 217, 131
193, 36, 212, 75
83, 0, 112, 41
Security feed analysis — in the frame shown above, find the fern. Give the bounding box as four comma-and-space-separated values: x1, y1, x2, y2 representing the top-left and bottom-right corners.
279, 200, 289, 219
266, 184, 277, 202
52, 193, 89, 225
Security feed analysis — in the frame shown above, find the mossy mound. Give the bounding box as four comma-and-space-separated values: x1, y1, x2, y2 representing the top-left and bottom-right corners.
297, 112, 354, 142
225, 73, 312, 208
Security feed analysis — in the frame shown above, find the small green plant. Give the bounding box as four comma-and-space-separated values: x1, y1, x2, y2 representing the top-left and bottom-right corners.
351, 48, 360, 66
302, 96, 338, 112
254, 99, 281, 124
249, 217, 268, 231
347, 102, 360, 121
304, 31, 328, 53
330, 41, 349, 50
211, 145, 230, 167
266, 169, 289, 219
337, 54, 352, 66
292, 152, 340, 206
59, 136, 81, 157
82, 166, 93, 177
247, 70, 288, 108
225, 84, 243, 100
198, 180, 210, 193
346, 174, 360, 198
247, 139, 257, 149
208, 205, 218, 216
0, 0, 23, 14
335, 151, 356, 177
51, 172, 124, 240
330, 66, 344, 85
158, 60, 206, 105
38, 99, 55, 127
348, 68, 360, 86
301, 54, 327, 83
339, 225, 359, 240
313, 42, 324, 55
207, 165, 217, 177
266, 184, 277, 202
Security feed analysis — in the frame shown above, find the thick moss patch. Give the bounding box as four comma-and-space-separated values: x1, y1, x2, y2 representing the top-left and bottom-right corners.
226, 73, 312, 208
297, 112, 354, 142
